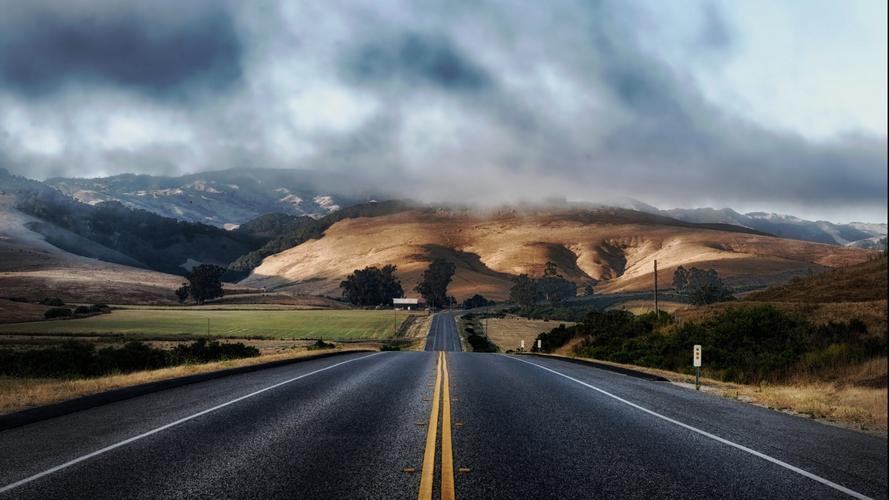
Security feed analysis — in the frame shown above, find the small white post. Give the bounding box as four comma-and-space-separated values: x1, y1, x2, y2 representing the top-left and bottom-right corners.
693, 345, 702, 390
537, 339, 542, 350
520, 339, 525, 351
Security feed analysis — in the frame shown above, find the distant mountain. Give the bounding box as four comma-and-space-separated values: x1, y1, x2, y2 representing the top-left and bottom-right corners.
1, 168, 293, 276
45, 168, 379, 227
659, 207, 886, 249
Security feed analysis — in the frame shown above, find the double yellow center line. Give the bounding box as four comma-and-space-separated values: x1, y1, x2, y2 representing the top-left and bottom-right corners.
418, 351, 455, 500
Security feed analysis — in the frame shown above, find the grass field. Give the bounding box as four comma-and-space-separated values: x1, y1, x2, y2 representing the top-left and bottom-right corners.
0, 308, 421, 340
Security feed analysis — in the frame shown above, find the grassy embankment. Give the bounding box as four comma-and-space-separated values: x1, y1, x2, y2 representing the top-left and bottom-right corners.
0, 346, 378, 415
525, 256, 889, 431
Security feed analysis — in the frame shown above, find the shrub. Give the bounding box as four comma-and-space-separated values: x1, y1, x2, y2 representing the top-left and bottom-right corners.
74, 306, 91, 315
380, 344, 401, 351
89, 304, 111, 313
40, 297, 65, 306
44, 307, 73, 319
466, 334, 497, 352
307, 339, 335, 350
0, 340, 261, 378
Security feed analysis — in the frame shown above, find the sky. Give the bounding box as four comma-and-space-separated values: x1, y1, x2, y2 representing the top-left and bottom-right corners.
0, 0, 886, 223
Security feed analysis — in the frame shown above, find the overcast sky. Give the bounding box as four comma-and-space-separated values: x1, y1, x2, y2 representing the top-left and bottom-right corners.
0, 0, 886, 222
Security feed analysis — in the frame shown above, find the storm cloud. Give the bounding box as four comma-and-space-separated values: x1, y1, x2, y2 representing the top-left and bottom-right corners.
0, 0, 885, 222
0, 0, 242, 99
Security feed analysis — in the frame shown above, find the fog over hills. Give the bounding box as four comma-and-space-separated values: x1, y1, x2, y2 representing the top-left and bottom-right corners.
45, 168, 381, 228
15, 168, 886, 249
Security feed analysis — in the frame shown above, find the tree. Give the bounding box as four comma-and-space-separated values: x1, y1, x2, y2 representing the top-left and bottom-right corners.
175, 284, 190, 304
584, 284, 594, 296
509, 274, 538, 306
674, 266, 733, 305
537, 275, 576, 304
415, 258, 456, 308
462, 294, 494, 309
544, 261, 559, 276
673, 266, 689, 293
537, 261, 576, 304
339, 265, 404, 306
185, 264, 225, 304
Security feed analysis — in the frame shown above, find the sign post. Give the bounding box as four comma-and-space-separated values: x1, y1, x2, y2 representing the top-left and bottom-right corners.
520, 339, 525, 351
693, 344, 702, 390
537, 339, 542, 351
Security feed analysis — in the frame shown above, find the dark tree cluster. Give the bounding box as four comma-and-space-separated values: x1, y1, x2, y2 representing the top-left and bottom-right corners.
673, 266, 733, 305
508, 261, 577, 306
462, 294, 495, 309
340, 265, 405, 306
176, 264, 225, 304
415, 258, 456, 308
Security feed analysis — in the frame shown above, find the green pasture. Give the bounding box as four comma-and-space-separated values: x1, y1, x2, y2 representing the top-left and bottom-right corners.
0, 308, 419, 340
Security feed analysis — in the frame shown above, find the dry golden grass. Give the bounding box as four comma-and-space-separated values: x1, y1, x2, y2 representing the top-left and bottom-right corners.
675, 300, 888, 337
486, 316, 575, 351
536, 353, 888, 432
243, 209, 870, 300
0, 347, 374, 416
746, 255, 887, 303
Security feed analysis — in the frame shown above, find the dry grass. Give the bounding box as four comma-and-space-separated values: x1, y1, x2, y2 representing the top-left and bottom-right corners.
242, 209, 869, 300
746, 255, 887, 303
0, 347, 375, 416
486, 316, 575, 351
537, 353, 888, 432
675, 300, 888, 337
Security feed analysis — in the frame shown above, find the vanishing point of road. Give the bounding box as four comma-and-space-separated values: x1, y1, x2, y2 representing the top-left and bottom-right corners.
0, 313, 885, 499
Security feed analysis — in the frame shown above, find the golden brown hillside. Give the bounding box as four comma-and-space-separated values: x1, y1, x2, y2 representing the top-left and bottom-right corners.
242, 208, 872, 300
745, 255, 887, 303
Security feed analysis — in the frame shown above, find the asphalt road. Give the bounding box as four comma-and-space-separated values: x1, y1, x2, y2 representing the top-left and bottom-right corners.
1, 314, 885, 499
424, 311, 462, 352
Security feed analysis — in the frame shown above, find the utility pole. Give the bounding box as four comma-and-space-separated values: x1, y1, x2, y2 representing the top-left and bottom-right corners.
653, 259, 659, 316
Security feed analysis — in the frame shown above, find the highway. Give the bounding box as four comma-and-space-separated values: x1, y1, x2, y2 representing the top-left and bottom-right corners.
424, 311, 462, 352
0, 314, 885, 499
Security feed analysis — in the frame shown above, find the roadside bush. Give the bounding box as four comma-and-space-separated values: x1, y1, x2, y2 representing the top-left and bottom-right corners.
380, 344, 401, 351
171, 339, 260, 363
44, 307, 73, 319
0, 340, 260, 379
307, 339, 336, 350
556, 305, 885, 384
74, 306, 91, 315
39, 297, 65, 306
90, 304, 111, 313
466, 334, 497, 352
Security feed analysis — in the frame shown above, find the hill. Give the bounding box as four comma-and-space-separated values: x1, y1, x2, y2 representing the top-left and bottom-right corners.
660, 207, 886, 249
242, 208, 872, 300
0, 194, 183, 304
745, 255, 887, 303
2, 168, 303, 276
45, 168, 379, 227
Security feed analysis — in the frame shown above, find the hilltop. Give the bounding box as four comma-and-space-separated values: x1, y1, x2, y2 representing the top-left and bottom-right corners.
242, 208, 872, 300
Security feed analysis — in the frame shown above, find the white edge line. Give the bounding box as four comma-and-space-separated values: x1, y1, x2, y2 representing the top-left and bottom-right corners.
0, 352, 382, 494
508, 356, 873, 500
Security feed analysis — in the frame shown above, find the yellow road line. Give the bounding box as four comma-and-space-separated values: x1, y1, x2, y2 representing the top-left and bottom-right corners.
418, 352, 443, 500
441, 353, 455, 500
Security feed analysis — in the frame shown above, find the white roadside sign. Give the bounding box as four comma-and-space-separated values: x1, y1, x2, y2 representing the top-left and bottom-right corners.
693, 345, 702, 367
